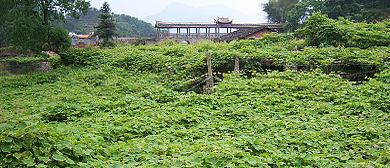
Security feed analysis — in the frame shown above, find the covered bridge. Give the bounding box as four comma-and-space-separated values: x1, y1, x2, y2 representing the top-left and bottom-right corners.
155, 21, 284, 39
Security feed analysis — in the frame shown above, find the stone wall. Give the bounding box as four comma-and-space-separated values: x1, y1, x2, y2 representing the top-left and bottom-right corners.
71, 37, 99, 48
113, 38, 137, 44
113, 37, 157, 45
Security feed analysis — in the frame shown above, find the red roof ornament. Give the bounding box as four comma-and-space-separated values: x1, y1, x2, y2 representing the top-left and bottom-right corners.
214, 17, 233, 24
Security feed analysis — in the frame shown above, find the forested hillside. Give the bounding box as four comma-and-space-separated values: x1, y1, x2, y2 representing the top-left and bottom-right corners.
54, 8, 157, 37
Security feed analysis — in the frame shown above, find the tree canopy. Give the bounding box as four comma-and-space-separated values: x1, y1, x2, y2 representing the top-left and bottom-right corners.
1, 0, 90, 53
35, 0, 90, 26
263, 0, 390, 32
263, 0, 299, 23
297, 13, 390, 48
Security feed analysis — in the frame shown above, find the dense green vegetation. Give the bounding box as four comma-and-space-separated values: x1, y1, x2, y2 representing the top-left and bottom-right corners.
54, 8, 157, 37
1, 24, 390, 167
263, 0, 390, 31
298, 13, 390, 48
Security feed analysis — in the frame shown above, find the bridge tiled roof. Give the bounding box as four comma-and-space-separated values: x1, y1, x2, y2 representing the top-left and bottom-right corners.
218, 27, 274, 42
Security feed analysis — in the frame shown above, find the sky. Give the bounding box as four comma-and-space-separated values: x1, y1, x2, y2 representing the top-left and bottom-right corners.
89, 0, 268, 20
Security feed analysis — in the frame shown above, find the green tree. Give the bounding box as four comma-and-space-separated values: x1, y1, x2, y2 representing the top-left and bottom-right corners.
34, 0, 90, 27
284, 0, 325, 32
284, 1, 309, 32
54, 8, 100, 35
263, 0, 299, 23
264, 0, 389, 33
10, 12, 48, 52
0, 0, 15, 46
322, 0, 390, 22
323, 0, 362, 20
95, 2, 116, 48
297, 13, 348, 46
2, 0, 90, 53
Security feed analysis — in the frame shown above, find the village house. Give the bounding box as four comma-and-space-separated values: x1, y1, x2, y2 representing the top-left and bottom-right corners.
69, 32, 99, 48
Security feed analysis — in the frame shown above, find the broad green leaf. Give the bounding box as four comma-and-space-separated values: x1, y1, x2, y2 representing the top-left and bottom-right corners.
52, 153, 66, 162
13, 153, 22, 159
14, 128, 26, 137
355, 158, 367, 163
5, 136, 13, 143
13, 140, 22, 151
206, 157, 219, 165
149, 158, 159, 163
74, 147, 84, 156
65, 158, 75, 165
8, 162, 19, 167
22, 157, 35, 166
247, 159, 258, 165
83, 149, 93, 155
36, 163, 48, 168
0, 143, 12, 153
189, 157, 203, 165
38, 156, 51, 163
0, 123, 9, 131
21, 150, 33, 158
113, 163, 123, 168
17, 122, 27, 129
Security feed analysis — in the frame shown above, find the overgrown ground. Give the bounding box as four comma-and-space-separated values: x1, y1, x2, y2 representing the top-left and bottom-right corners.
1, 34, 390, 167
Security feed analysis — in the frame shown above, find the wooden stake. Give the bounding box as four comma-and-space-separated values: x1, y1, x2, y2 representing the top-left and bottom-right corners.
234, 54, 240, 72
206, 52, 214, 93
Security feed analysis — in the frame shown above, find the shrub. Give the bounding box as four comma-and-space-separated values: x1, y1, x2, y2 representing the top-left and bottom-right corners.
45, 26, 72, 53
59, 47, 104, 66
297, 13, 348, 47
298, 13, 390, 48
100, 40, 116, 49
131, 39, 146, 46
48, 56, 65, 69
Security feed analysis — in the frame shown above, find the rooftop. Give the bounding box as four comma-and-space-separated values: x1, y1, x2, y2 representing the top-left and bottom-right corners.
218, 27, 274, 42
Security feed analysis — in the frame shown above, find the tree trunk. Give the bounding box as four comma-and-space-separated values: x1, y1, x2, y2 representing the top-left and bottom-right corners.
43, 6, 49, 25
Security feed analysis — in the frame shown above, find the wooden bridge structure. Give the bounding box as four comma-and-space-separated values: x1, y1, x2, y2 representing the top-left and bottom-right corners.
155, 21, 284, 41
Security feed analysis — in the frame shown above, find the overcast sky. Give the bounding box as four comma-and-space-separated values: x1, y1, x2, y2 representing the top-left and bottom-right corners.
89, 0, 268, 20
